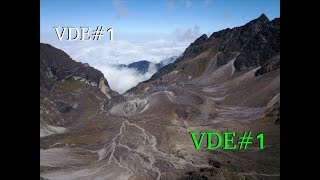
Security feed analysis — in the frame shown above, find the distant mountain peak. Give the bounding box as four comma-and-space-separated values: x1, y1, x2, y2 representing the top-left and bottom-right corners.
251, 13, 269, 24
118, 56, 178, 75
259, 13, 269, 21
132, 60, 149, 64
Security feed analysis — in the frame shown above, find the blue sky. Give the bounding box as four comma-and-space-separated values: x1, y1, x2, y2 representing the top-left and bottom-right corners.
41, 0, 279, 35
40, 0, 280, 93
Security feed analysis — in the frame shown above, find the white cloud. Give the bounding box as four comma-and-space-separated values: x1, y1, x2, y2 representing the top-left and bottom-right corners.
203, 0, 210, 8
173, 25, 201, 42
41, 26, 202, 93
166, 0, 175, 10
57, 39, 186, 65
185, 0, 192, 8
99, 64, 157, 94
112, 0, 128, 19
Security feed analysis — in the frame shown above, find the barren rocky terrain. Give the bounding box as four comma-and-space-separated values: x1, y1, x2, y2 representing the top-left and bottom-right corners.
40, 14, 280, 179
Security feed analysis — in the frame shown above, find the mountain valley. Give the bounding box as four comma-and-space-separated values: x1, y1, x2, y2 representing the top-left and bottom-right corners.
40, 14, 280, 180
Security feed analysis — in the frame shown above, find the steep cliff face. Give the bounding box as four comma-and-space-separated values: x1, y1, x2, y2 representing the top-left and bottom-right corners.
234, 17, 280, 71
40, 43, 117, 137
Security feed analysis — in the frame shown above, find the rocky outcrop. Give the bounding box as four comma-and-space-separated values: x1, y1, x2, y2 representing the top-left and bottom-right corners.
234, 17, 280, 71
98, 78, 112, 99
215, 14, 271, 66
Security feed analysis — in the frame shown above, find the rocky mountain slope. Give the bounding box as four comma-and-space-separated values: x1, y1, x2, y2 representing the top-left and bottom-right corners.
40, 14, 280, 180
137, 14, 279, 86
40, 43, 118, 137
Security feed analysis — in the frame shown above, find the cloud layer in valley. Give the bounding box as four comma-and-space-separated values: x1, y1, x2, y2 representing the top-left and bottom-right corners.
41, 26, 202, 93
101, 63, 158, 93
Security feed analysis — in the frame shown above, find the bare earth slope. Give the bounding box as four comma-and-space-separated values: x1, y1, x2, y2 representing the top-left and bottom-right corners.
40, 14, 280, 180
